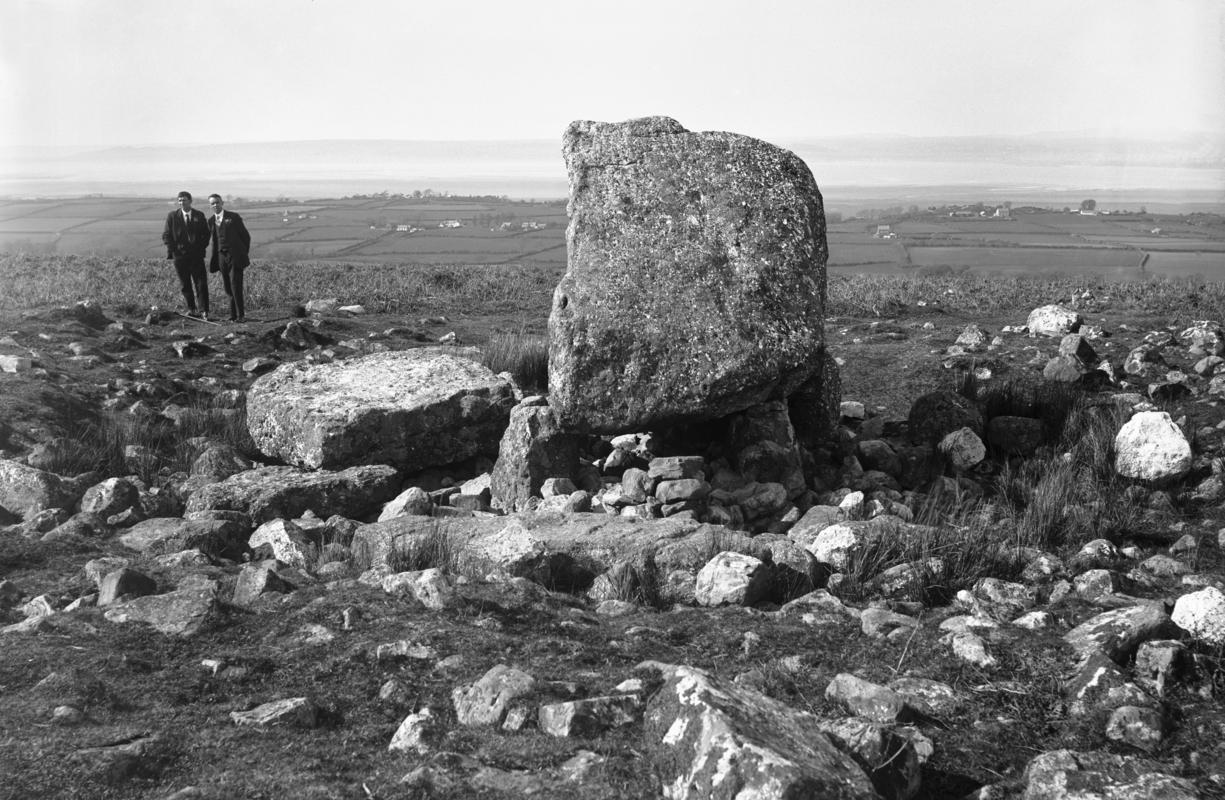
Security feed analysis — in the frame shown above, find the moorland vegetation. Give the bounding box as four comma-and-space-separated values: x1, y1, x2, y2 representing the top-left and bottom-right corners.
4, 251, 1225, 321
1, 197, 1225, 797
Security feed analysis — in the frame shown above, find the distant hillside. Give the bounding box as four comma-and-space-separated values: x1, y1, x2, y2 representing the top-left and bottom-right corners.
782, 132, 1225, 169
1, 133, 1221, 202
5, 132, 1222, 172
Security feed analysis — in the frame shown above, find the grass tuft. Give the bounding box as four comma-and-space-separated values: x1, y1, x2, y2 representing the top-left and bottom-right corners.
480, 331, 549, 394
40, 401, 257, 484
993, 396, 1138, 549
386, 519, 461, 574
835, 500, 1027, 607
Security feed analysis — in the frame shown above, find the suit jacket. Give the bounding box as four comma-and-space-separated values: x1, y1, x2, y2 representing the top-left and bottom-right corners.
162, 209, 210, 262
209, 211, 252, 272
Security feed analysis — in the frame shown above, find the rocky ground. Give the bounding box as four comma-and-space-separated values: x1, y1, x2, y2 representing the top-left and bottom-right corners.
1, 297, 1225, 800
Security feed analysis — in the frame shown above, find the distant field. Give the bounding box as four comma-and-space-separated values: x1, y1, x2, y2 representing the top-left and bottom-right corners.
827, 241, 904, 266
1143, 251, 1225, 277
907, 245, 1142, 271
0, 217, 94, 233
0, 196, 1221, 281
0, 195, 571, 265
825, 209, 1224, 280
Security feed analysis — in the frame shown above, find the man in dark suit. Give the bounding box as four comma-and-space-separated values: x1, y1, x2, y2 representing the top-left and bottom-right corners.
207, 194, 252, 322
161, 190, 211, 318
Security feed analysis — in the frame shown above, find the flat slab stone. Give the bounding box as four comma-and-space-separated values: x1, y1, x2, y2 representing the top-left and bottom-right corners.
118, 517, 249, 559
351, 511, 767, 601
1020, 749, 1197, 799
1064, 604, 1176, 663
102, 582, 221, 637
183, 465, 400, 525
247, 349, 515, 470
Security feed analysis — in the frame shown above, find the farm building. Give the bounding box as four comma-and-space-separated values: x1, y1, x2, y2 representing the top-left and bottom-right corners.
439, 219, 463, 228
873, 224, 895, 239
993, 206, 1012, 219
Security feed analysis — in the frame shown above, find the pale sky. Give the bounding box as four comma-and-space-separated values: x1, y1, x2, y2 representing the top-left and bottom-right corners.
2, 0, 1223, 148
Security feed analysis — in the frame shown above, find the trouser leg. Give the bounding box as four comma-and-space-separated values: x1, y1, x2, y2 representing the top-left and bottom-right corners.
222, 260, 245, 319
221, 265, 234, 318
232, 265, 245, 319
173, 259, 197, 311
190, 260, 209, 314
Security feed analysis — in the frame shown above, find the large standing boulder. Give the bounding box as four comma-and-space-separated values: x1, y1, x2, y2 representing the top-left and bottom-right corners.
549, 116, 828, 434
246, 349, 515, 470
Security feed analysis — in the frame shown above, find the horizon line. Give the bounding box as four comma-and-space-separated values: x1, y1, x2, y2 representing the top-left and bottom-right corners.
5, 128, 1224, 151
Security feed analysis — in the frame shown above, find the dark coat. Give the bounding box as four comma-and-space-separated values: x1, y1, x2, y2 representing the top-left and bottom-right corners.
162, 209, 210, 262
209, 211, 252, 273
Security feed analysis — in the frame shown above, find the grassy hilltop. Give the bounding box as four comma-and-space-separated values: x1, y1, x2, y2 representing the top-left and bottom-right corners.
1, 194, 1225, 798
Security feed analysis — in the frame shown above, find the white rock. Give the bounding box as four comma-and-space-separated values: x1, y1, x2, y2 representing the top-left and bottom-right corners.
836, 490, 865, 518
840, 401, 866, 419
304, 297, 340, 314
248, 519, 315, 569
1027, 304, 1082, 337
381, 568, 456, 611
1171, 586, 1225, 646
1114, 411, 1192, 483
1013, 611, 1055, 630
950, 631, 997, 668
388, 707, 435, 753
694, 552, 770, 607
0, 355, 33, 373
378, 486, 433, 521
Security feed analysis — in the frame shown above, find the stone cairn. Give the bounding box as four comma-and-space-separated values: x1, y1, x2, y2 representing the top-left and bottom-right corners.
495, 115, 840, 531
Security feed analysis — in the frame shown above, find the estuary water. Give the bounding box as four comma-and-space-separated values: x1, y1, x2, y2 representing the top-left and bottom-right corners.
2, 139, 1223, 213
